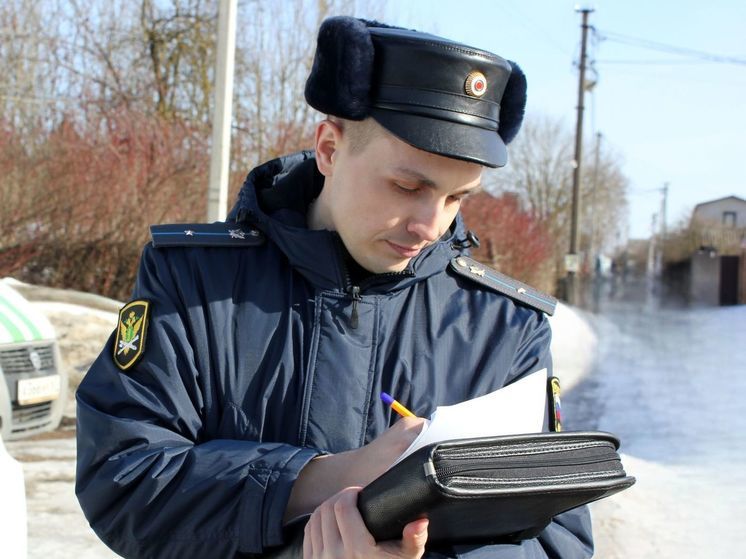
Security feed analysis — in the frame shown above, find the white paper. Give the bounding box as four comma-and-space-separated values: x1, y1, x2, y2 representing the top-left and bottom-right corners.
392, 368, 548, 466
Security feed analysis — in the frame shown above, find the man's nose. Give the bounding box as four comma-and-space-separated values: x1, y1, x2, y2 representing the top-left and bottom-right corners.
406, 202, 445, 243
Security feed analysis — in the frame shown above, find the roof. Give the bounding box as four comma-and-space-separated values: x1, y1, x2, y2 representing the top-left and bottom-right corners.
692, 195, 746, 211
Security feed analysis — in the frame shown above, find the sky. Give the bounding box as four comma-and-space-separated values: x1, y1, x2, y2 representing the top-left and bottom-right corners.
378, 0, 746, 240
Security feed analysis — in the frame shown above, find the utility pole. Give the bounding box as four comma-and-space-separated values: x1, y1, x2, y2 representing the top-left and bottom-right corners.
590, 131, 602, 276
647, 212, 658, 302
660, 182, 669, 241
207, 0, 238, 222
647, 212, 658, 280
655, 182, 669, 277
566, 6, 594, 304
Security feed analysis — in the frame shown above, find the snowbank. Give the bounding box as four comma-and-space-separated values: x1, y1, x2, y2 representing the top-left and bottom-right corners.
548, 302, 598, 390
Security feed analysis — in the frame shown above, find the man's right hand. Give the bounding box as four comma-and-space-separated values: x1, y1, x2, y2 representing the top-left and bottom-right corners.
285, 417, 426, 522
343, 416, 425, 483
302, 487, 428, 559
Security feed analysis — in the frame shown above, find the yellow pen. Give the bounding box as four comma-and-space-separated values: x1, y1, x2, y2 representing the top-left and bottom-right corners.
380, 392, 416, 418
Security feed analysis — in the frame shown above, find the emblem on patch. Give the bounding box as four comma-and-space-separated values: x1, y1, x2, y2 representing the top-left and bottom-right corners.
114, 300, 150, 371
464, 71, 487, 97
548, 376, 562, 432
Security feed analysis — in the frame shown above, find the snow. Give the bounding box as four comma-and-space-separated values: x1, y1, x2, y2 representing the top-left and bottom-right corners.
0, 435, 27, 558
548, 302, 598, 391
4, 284, 745, 557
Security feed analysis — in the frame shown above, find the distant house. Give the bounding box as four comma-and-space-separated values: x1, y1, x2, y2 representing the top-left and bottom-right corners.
687, 195, 746, 305
691, 195, 746, 249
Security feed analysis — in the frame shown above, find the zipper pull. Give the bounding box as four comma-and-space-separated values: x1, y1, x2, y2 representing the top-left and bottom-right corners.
348, 285, 361, 329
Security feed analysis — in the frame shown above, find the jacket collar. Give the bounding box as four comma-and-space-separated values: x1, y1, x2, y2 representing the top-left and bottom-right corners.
228, 151, 468, 293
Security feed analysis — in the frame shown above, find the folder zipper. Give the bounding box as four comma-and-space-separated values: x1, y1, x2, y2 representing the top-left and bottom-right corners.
434, 439, 612, 461
435, 449, 619, 479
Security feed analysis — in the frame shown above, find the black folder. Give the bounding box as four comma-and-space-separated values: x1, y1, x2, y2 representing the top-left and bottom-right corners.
357, 431, 635, 544
266, 431, 634, 556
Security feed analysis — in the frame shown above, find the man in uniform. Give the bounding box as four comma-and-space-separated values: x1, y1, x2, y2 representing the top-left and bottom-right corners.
76, 17, 593, 558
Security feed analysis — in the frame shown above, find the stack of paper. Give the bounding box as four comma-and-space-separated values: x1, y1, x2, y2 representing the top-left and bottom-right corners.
393, 368, 547, 466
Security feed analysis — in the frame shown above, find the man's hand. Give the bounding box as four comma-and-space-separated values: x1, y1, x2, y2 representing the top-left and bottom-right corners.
302, 487, 428, 559
346, 416, 425, 480
286, 417, 425, 522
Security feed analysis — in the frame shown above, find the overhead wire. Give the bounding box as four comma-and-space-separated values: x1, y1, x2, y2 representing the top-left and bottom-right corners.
500, 0, 573, 58
594, 29, 746, 66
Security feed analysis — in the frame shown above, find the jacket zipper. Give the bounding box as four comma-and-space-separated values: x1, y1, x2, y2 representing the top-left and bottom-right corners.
333, 239, 362, 330
348, 285, 361, 329
332, 234, 416, 329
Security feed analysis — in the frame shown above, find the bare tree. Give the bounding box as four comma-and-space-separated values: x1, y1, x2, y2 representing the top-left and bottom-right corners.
232, 0, 378, 167
0, 0, 390, 298
487, 114, 628, 283
139, 0, 217, 122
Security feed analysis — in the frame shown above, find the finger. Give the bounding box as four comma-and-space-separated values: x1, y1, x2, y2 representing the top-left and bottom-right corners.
334, 488, 377, 551
302, 521, 313, 559
319, 498, 343, 553
305, 511, 323, 558
400, 518, 429, 557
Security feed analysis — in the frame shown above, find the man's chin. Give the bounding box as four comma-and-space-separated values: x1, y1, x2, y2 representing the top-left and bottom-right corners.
358, 256, 411, 275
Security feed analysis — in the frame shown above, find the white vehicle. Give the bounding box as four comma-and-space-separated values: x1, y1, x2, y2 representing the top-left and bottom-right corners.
0, 431, 28, 557
0, 280, 66, 440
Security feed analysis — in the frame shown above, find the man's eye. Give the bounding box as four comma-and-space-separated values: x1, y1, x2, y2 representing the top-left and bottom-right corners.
395, 183, 418, 195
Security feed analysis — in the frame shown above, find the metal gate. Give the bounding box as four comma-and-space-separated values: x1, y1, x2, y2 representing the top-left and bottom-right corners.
720, 255, 740, 305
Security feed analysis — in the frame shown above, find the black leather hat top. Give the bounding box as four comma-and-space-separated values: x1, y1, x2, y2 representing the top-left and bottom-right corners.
304, 18, 526, 168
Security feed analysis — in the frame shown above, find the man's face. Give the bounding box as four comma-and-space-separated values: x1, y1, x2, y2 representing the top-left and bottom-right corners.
315, 122, 483, 274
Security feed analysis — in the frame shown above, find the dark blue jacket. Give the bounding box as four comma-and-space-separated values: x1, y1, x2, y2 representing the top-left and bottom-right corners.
76, 152, 592, 558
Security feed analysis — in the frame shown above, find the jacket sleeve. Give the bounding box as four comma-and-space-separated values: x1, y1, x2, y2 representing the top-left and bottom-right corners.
425, 308, 594, 559
75, 244, 321, 559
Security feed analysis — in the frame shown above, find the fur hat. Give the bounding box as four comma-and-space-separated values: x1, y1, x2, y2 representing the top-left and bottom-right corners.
305, 17, 527, 167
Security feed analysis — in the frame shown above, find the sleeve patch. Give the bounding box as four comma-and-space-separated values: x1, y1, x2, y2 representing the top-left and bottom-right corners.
114, 300, 150, 371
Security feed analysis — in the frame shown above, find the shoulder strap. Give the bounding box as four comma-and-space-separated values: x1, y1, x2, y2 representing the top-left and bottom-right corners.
150, 222, 266, 248
450, 256, 557, 316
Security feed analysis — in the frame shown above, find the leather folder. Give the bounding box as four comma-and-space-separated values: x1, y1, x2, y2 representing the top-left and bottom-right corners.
264, 431, 634, 556
357, 431, 635, 544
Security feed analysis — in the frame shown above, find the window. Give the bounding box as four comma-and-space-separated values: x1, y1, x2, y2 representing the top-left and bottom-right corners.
722, 211, 736, 227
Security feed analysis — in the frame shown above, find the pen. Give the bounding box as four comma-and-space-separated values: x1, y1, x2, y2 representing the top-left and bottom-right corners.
380, 392, 416, 418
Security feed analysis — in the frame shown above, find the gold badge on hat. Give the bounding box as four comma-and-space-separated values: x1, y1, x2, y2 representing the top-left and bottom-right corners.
464, 71, 487, 98
114, 300, 150, 371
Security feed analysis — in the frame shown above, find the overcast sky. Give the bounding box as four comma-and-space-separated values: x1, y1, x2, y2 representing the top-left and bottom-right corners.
383, 0, 746, 240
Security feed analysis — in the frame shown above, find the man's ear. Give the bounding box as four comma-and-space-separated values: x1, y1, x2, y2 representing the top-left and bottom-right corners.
314, 119, 342, 177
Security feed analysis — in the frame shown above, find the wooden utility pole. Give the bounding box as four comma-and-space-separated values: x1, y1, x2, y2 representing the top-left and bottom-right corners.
590, 131, 602, 275
566, 7, 593, 304
207, 0, 238, 222
655, 182, 669, 277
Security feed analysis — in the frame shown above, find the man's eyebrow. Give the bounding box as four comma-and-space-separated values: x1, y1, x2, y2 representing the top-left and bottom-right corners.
457, 184, 483, 196
392, 167, 437, 188
393, 166, 482, 195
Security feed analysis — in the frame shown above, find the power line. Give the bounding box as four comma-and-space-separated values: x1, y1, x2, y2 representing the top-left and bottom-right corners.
501, 0, 572, 57
596, 59, 734, 65
595, 29, 746, 66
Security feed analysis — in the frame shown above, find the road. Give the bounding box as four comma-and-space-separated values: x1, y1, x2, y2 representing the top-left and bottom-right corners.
563, 276, 746, 558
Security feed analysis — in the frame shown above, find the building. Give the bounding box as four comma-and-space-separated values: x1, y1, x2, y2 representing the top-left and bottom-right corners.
688, 195, 746, 305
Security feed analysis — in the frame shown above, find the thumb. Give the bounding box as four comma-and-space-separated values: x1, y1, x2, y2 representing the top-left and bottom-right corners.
401, 518, 429, 557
